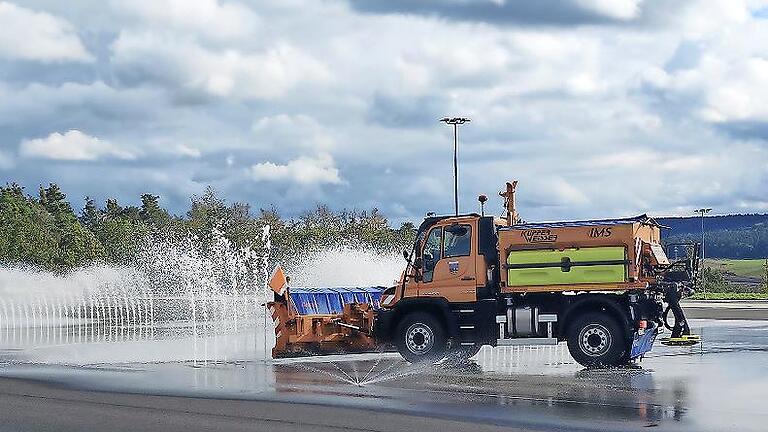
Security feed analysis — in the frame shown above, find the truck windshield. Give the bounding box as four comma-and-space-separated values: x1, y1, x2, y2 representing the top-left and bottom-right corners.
444, 224, 471, 257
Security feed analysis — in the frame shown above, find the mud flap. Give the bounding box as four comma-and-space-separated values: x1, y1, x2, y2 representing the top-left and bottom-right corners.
630, 326, 658, 359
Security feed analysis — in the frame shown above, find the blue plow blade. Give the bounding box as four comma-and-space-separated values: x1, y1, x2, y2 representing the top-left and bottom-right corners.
288, 286, 386, 315
630, 326, 658, 359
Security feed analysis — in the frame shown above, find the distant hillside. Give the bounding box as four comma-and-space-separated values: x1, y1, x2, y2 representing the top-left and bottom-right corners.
657, 214, 768, 236
657, 214, 768, 259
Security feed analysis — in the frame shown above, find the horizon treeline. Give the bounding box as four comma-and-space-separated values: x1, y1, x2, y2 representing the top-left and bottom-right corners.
0, 183, 416, 272
3, 182, 768, 274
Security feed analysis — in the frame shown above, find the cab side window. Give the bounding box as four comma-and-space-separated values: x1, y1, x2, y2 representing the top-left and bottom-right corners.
422, 227, 442, 283
444, 224, 472, 258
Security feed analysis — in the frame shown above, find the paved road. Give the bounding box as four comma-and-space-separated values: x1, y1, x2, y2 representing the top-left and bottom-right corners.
0, 377, 531, 432
683, 300, 768, 319
2, 319, 767, 432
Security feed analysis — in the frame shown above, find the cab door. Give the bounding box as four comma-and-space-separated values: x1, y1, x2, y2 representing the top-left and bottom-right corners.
419, 222, 477, 303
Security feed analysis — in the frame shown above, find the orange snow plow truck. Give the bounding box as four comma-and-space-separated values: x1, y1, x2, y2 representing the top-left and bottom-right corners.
268, 181, 700, 367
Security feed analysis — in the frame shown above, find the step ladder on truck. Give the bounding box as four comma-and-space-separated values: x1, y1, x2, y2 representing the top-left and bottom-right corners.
267, 181, 700, 367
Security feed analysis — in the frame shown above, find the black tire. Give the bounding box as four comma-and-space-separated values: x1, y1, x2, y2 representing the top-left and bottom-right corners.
395, 312, 448, 363
567, 312, 627, 368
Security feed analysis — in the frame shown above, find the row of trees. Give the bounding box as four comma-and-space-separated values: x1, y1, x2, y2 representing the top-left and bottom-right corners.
0, 183, 416, 272
664, 227, 768, 259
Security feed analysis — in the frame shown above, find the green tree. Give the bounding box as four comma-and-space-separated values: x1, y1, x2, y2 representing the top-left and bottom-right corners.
39, 184, 103, 268
185, 187, 264, 251
1, 181, 420, 272
80, 197, 102, 231
140, 193, 170, 228
225, 201, 262, 249
105, 198, 122, 218
84, 197, 149, 264
0, 184, 58, 268
95, 217, 148, 264
700, 267, 734, 293
763, 259, 768, 292
258, 207, 295, 265
394, 221, 417, 253
0, 184, 103, 270
187, 187, 227, 240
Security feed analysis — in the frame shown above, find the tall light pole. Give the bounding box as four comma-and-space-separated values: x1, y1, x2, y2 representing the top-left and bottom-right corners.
694, 208, 712, 299
439, 117, 470, 216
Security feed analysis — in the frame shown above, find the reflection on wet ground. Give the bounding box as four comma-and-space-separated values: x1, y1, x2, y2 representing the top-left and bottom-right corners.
2, 319, 768, 431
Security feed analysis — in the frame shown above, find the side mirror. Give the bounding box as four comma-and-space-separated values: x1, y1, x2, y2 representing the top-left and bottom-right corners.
413, 257, 423, 269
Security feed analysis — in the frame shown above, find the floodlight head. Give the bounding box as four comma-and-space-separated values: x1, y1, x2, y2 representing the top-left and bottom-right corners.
439, 117, 471, 125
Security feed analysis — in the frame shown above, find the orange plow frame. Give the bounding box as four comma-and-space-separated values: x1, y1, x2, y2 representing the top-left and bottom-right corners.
266, 267, 380, 358
268, 300, 379, 358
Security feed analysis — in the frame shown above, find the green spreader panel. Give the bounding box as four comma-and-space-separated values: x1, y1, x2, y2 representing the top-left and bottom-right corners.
506, 246, 627, 287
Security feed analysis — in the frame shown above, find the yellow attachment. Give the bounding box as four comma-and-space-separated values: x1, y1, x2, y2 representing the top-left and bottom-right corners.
660, 334, 701, 346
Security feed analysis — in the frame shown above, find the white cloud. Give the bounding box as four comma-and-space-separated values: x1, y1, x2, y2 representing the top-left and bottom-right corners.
20, 130, 135, 161
0, 2, 91, 62
545, 178, 591, 206
640, 12, 768, 125
374, 27, 607, 99
575, 0, 643, 20
249, 154, 342, 185
252, 114, 336, 150
676, 0, 750, 36
171, 144, 202, 158
2, 0, 768, 220
701, 57, 768, 122
0, 80, 163, 128
111, 31, 330, 100
112, 0, 259, 41
0, 150, 13, 170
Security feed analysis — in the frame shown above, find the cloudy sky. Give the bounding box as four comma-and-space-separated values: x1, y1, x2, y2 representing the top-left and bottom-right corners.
1, 0, 768, 223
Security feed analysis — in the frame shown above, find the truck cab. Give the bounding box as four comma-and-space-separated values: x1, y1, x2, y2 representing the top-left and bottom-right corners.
376, 214, 505, 361
393, 215, 495, 304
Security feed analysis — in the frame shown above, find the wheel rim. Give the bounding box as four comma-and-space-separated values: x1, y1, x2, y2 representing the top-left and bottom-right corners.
578, 323, 612, 357
405, 322, 434, 355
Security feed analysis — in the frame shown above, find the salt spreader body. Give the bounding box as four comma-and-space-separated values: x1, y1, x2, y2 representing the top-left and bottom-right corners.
268, 181, 700, 367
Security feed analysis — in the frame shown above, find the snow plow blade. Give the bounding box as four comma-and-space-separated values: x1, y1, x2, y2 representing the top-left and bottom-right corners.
267, 282, 384, 358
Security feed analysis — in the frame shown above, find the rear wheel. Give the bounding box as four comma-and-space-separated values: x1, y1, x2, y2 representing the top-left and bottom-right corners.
396, 312, 447, 363
567, 312, 627, 368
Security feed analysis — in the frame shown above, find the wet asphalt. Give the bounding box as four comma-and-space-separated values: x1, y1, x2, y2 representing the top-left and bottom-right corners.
1, 319, 768, 431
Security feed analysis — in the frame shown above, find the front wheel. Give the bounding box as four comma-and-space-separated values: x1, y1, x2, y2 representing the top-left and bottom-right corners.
567, 312, 627, 368
395, 312, 447, 363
